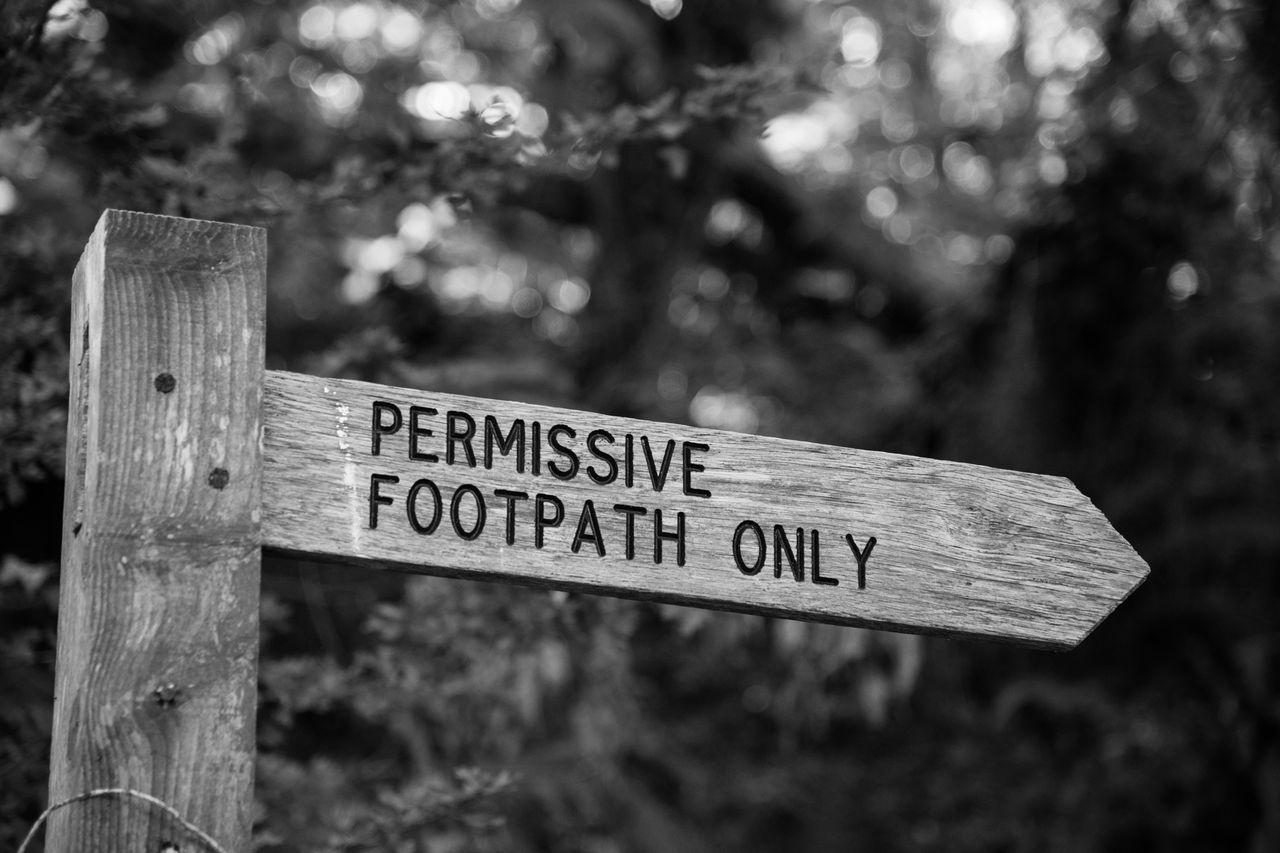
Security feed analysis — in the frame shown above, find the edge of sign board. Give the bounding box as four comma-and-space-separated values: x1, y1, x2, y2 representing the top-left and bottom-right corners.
263, 544, 1107, 650
260, 369, 1150, 650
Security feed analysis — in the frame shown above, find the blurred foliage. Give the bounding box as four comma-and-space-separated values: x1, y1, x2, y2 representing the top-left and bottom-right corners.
3, 0, 1280, 850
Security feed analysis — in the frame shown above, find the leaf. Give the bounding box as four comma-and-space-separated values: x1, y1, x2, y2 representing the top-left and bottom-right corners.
0, 555, 53, 597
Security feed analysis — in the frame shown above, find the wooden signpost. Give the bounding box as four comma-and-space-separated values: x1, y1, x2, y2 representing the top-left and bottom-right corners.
44, 210, 1149, 852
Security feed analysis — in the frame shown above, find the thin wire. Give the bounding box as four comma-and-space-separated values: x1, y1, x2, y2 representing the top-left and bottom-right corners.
16, 787, 230, 853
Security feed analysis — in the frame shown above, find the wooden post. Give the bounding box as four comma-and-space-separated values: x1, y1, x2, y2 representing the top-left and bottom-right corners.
47, 211, 266, 852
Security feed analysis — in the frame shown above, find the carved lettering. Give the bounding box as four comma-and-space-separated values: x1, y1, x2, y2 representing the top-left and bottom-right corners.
493, 488, 528, 545
733, 519, 765, 575
483, 416, 524, 472
531, 420, 542, 475
681, 441, 711, 498
653, 509, 686, 566
409, 405, 439, 462
368, 473, 398, 529
811, 529, 838, 586
362, 398, 880, 590
571, 499, 605, 556
371, 402, 402, 456
613, 503, 647, 560
534, 493, 564, 548
586, 429, 618, 486
641, 436, 675, 492
774, 525, 804, 581
406, 478, 443, 534
450, 483, 486, 540
547, 423, 579, 481
845, 534, 875, 590
445, 410, 476, 467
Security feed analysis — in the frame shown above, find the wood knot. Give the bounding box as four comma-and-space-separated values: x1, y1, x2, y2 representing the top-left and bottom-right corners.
154, 373, 176, 393
207, 468, 230, 490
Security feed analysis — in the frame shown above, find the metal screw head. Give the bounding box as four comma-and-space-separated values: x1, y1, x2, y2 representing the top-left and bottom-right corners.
153, 683, 181, 707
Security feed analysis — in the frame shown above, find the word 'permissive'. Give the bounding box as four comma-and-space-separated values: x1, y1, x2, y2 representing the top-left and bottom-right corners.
370, 400, 712, 498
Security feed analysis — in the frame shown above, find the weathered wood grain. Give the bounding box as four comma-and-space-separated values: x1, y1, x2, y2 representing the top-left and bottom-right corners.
262, 371, 1148, 649
48, 210, 265, 853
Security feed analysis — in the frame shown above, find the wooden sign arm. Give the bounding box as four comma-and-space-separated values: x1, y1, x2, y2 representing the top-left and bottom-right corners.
259, 371, 1149, 651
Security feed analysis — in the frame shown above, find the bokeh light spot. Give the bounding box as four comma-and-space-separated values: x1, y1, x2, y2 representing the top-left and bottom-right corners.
397, 203, 438, 251
311, 71, 363, 121
1167, 262, 1199, 300
646, 0, 683, 21
0, 178, 18, 215
410, 81, 470, 120
945, 0, 1016, 53
657, 366, 688, 401
547, 278, 590, 314
511, 287, 543, 318
690, 386, 759, 433
299, 5, 336, 48
336, 2, 379, 41
841, 17, 881, 67
866, 186, 898, 219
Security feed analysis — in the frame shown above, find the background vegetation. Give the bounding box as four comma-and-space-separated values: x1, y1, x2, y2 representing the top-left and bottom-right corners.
2, 0, 1278, 850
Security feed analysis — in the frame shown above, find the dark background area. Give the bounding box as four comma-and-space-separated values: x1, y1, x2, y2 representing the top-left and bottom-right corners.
2, 0, 1278, 850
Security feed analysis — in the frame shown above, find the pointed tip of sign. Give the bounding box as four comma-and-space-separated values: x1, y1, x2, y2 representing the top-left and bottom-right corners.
1063, 554, 1150, 651
1053, 477, 1152, 650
